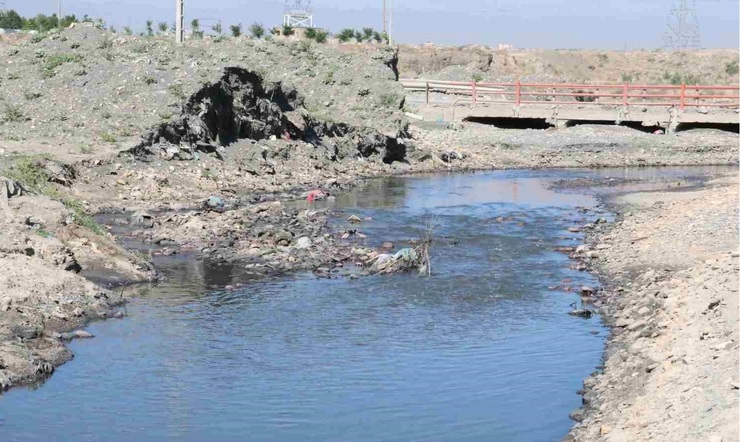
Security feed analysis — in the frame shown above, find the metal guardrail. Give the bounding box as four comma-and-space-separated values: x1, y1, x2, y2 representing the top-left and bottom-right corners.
400, 79, 740, 109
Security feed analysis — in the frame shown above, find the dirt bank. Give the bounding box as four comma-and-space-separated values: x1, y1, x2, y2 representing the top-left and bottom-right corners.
567, 175, 739, 441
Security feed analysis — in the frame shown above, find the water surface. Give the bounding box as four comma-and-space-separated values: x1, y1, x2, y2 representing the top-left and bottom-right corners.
3, 168, 724, 441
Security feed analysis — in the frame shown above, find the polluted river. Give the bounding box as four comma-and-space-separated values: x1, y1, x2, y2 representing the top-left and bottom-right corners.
0, 167, 727, 441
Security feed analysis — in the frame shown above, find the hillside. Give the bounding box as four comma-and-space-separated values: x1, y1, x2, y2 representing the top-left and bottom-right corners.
392, 45, 739, 85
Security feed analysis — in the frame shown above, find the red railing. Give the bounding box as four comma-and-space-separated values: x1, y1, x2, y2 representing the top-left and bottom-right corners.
400, 79, 740, 109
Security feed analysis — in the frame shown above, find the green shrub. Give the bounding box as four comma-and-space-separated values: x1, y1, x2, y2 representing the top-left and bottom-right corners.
2, 104, 27, 122
725, 60, 739, 76
313, 29, 328, 43
99, 131, 117, 143
282, 24, 294, 36
230, 23, 242, 37
41, 53, 82, 78
249, 22, 264, 39
337, 28, 355, 43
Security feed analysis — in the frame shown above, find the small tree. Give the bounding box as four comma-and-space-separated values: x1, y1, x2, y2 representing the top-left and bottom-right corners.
158, 22, 168, 34
123, 26, 133, 35
337, 28, 355, 43
314, 29, 328, 44
372, 31, 383, 43
191, 18, 200, 34
249, 22, 264, 39
362, 27, 374, 41
354, 30, 364, 42
145, 20, 153, 36
212, 22, 222, 35
282, 24, 294, 36
230, 23, 242, 37
0, 10, 26, 29
304, 27, 317, 40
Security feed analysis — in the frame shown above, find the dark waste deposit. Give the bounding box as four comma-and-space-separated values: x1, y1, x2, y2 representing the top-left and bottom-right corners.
5, 168, 714, 441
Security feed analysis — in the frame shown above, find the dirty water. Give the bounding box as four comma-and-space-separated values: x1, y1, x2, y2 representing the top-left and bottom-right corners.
0, 167, 730, 441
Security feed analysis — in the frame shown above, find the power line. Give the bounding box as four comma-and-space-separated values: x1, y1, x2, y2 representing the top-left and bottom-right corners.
664, 0, 701, 51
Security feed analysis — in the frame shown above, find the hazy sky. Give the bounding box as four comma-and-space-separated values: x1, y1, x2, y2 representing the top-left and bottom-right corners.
9, 0, 740, 49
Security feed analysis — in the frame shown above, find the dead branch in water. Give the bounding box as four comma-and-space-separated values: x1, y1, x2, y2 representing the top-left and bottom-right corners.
416, 215, 438, 276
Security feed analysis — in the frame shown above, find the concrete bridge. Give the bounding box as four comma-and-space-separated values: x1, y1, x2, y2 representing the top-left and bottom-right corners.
401, 79, 740, 132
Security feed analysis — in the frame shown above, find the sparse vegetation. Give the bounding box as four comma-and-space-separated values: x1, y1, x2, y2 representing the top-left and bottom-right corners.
99, 131, 117, 143
0, 10, 78, 31
41, 53, 83, 78
212, 22, 222, 35
145, 20, 153, 37
158, 22, 168, 34
123, 26, 133, 35
471, 73, 483, 83
249, 22, 264, 39
230, 23, 242, 37
725, 60, 739, 76
2, 104, 27, 123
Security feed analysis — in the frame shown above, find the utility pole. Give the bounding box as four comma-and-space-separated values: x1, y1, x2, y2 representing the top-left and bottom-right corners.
175, 0, 184, 43
57, 0, 62, 30
382, 0, 386, 33
388, 0, 392, 45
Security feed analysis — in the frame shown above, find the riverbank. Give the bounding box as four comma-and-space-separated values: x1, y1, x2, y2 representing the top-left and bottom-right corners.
568, 174, 739, 441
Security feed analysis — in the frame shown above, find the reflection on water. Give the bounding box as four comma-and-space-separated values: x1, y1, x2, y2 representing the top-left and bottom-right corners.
1, 167, 728, 442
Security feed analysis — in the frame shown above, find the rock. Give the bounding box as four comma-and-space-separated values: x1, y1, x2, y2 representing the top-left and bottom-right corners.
568, 226, 581, 233
599, 425, 611, 436
569, 408, 586, 422
381, 241, 394, 249
51, 309, 69, 321
714, 341, 735, 351
295, 237, 312, 249
637, 306, 650, 316
0, 297, 11, 312
575, 244, 590, 254
274, 230, 293, 246
347, 215, 363, 224
586, 251, 599, 259
73, 330, 94, 338
627, 320, 646, 331
581, 285, 596, 296
595, 243, 611, 250
131, 210, 154, 227
72, 307, 85, 317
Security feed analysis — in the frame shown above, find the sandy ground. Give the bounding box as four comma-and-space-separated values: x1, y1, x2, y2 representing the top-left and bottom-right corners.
567, 175, 739, 441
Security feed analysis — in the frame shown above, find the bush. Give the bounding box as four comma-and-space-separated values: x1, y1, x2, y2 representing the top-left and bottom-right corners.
305, 27, 328, 43
282, 24, 294, 36
337, 28, 355, 43
249, 22, 264, 38
354, 30, 364, 42
313, 30, 328, 43
574, 90, 596, 102
725, 60, 739, 76
230, 24, 242, 37
362, 27, 374, 41
158, 22, 168, 34
212, 23, 222, 34
2, 104, 27, 123
145, 20, 153, 36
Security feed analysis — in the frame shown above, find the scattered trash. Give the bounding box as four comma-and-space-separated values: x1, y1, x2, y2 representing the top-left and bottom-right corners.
202, 196, 226, 213
347, 215, 363, 224
306, 189, 327, 202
